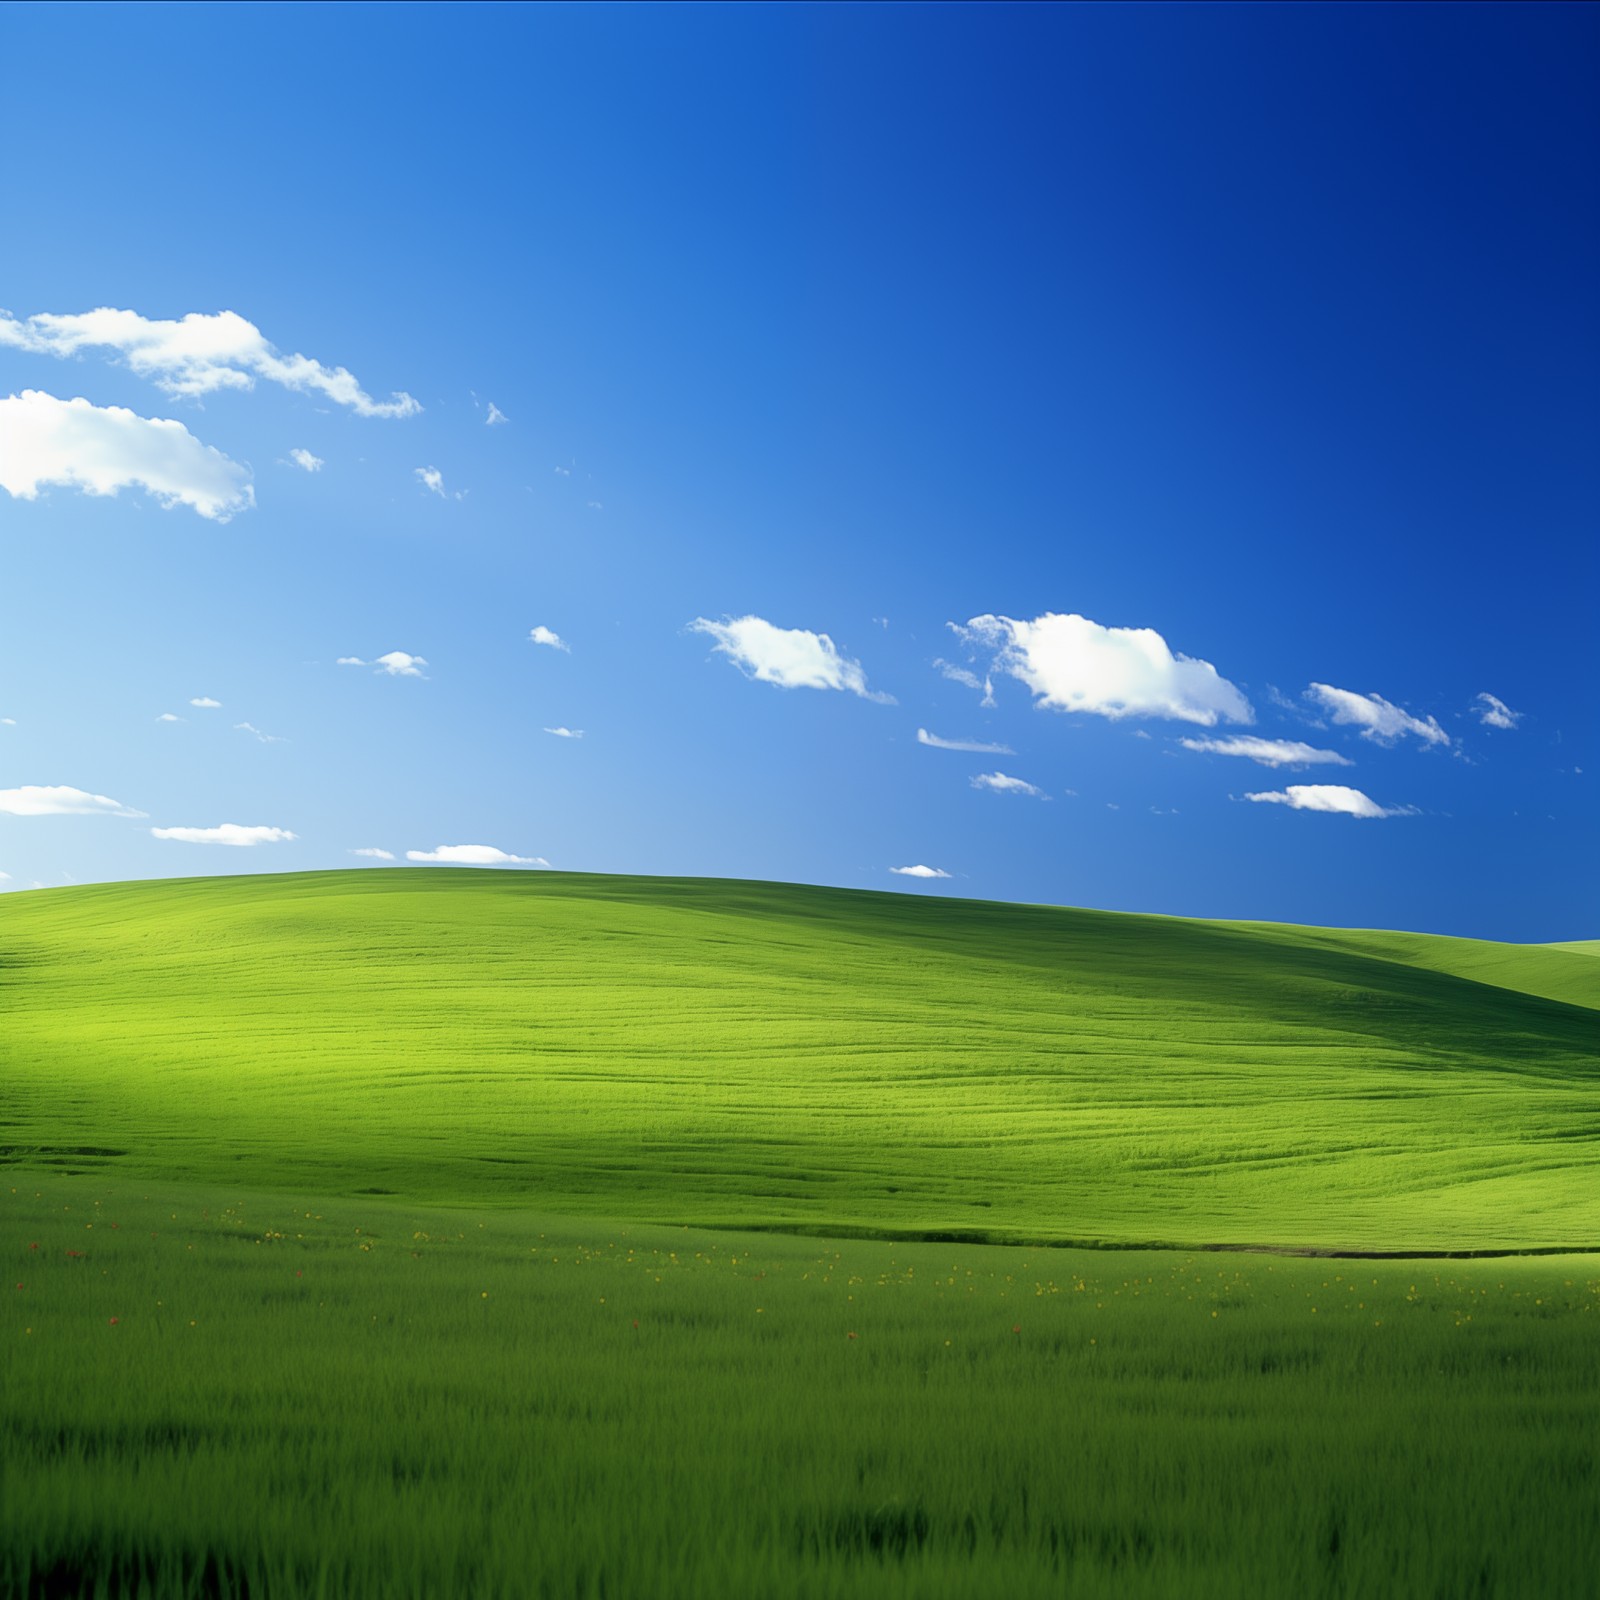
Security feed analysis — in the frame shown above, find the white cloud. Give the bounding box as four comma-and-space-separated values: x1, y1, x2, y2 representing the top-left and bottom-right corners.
933, 658, 994, 701
0, 390, 254, 521
415, 466, 448, 497
689, 615, 893, 703
156, 713, 183, 723
917, 727, 1014, 755
1475, 692, 1521, 730
1305, 683, 1448, 746
486, 402, 508, 426
1243, 784, 1412, 819
151, 823, 297, 846
1179, 735, 1352, 769
1, 718, 13, 726
953, 612, 1252, 726
288, 448, 323, 472
970, 771, 1047, 798
554, 466, 570, 476
405, 844, 547, 867
890, 864, 951, 879
0, 785, 144, 818
350, 847, 395, 860
340, 652, 428, 677
234, 721, 286, 744
190, 697, 221, 708
544, 727, 583, 739
529, 625, 569, 652
0, 308, 419, 416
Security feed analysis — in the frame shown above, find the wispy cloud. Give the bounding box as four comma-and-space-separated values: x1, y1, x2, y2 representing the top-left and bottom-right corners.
190, 697, 221, 708
1475, 692, 1521, 730
415, 465, 462, 499
349, 847, 395, 860
0, 308, 419, 416
151, 823, 297, 846
1305, 683, 1448, 746
689, 615, 893, 703
0, 785, 145, 818
234, 721, 286, 744
288, 447, 323, 472
1243, 784, 1413, 819
405, 844, 547, 866
485, 402, 508, 426
529, 625, 569, 652
544, 726, 583, 739
917, 727, 1013, 755
156, 713, 183, 723
1179, 735, 1352, 769
952, 612, 1251, 726
890, 864, 951, 879
933, 658, 994, 703
0, 390, 254, 521
339, 652, 427, 678
970, 771, 1048, 798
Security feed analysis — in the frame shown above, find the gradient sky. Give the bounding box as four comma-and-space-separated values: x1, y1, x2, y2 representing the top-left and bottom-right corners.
1, 2, 1593, 940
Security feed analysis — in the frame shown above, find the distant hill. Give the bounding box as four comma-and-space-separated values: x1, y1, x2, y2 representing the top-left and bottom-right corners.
2, 870, 1594, 1251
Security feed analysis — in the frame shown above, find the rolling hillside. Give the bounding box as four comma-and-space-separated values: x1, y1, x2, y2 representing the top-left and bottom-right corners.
2, 869, 1594, 1251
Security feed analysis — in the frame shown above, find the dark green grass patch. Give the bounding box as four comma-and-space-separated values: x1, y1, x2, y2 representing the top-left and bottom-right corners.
2, 870, 1596, 1251
5, 1176, 1599, 1599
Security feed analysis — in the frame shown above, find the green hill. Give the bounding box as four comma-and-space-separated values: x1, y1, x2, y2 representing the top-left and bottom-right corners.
2, 869, 1594, 1251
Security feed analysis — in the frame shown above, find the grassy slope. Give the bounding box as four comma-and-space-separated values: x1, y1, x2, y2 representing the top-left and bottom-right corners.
2, 869, 1595, 1251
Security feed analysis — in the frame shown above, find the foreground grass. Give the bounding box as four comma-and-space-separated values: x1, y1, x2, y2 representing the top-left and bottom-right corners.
3, 870, 1596, 1251
5, 1175, 1598, 1599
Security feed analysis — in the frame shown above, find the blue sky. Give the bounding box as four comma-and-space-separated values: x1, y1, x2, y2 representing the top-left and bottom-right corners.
0, 2, 1593, 940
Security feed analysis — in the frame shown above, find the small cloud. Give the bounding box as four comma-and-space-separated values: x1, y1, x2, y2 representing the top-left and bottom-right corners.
1, 717, 14, 726
349, 847, 395, 860
190, 697, 221, 709
970, 771, 1047, 799
156, 712, 183, 723
1242, 784, 1413, 819
528, 625, 569, 653
0, 785, 145, 818
234, 721, 286, 744
933, 658, 984, 691
890, 864, 951, 879
1304, 683, 1448, 747
586, 500, 602, 510
288, 448, 323, 472
150, 823, 297, 846
405, 844, 547, 867
953, 611, 1252, 726
336, 657, 366, 667
554, 466, 570, 476
1179, 735, 1353, 769
486, 402, 508, 426
689, 614, 893, 704
917, 727, 1013, 755
415, 465, 448, 497
544, 727, 583, 739
1475, 692, 1521, 730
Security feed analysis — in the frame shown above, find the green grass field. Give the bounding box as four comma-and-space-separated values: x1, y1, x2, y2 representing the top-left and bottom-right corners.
3, 870, 1597, 1596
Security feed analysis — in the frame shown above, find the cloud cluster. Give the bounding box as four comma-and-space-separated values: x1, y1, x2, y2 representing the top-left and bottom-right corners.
1305, 683, 1448, 746
0, 785, 144, 818
288, 448, 323, 473
339, 652, 427, 678
405, 844, 546, 867
1475, 692, 1520, 730
917, 727, 1013, 754
954, 612, 1251, 726
1180, 735, 1351, 769
970, 771, 1047, 798
1243, 784, 1410, 819
0, 308, 419, 416
690, 615, 892, 703
890, 864, 951, 879
0, 390, 254, 521
150, 823, 296, 846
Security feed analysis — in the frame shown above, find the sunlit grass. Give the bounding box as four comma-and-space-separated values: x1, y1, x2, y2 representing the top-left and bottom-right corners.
2, 869, 1596, 1251
5, 1175, 1599, 1599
